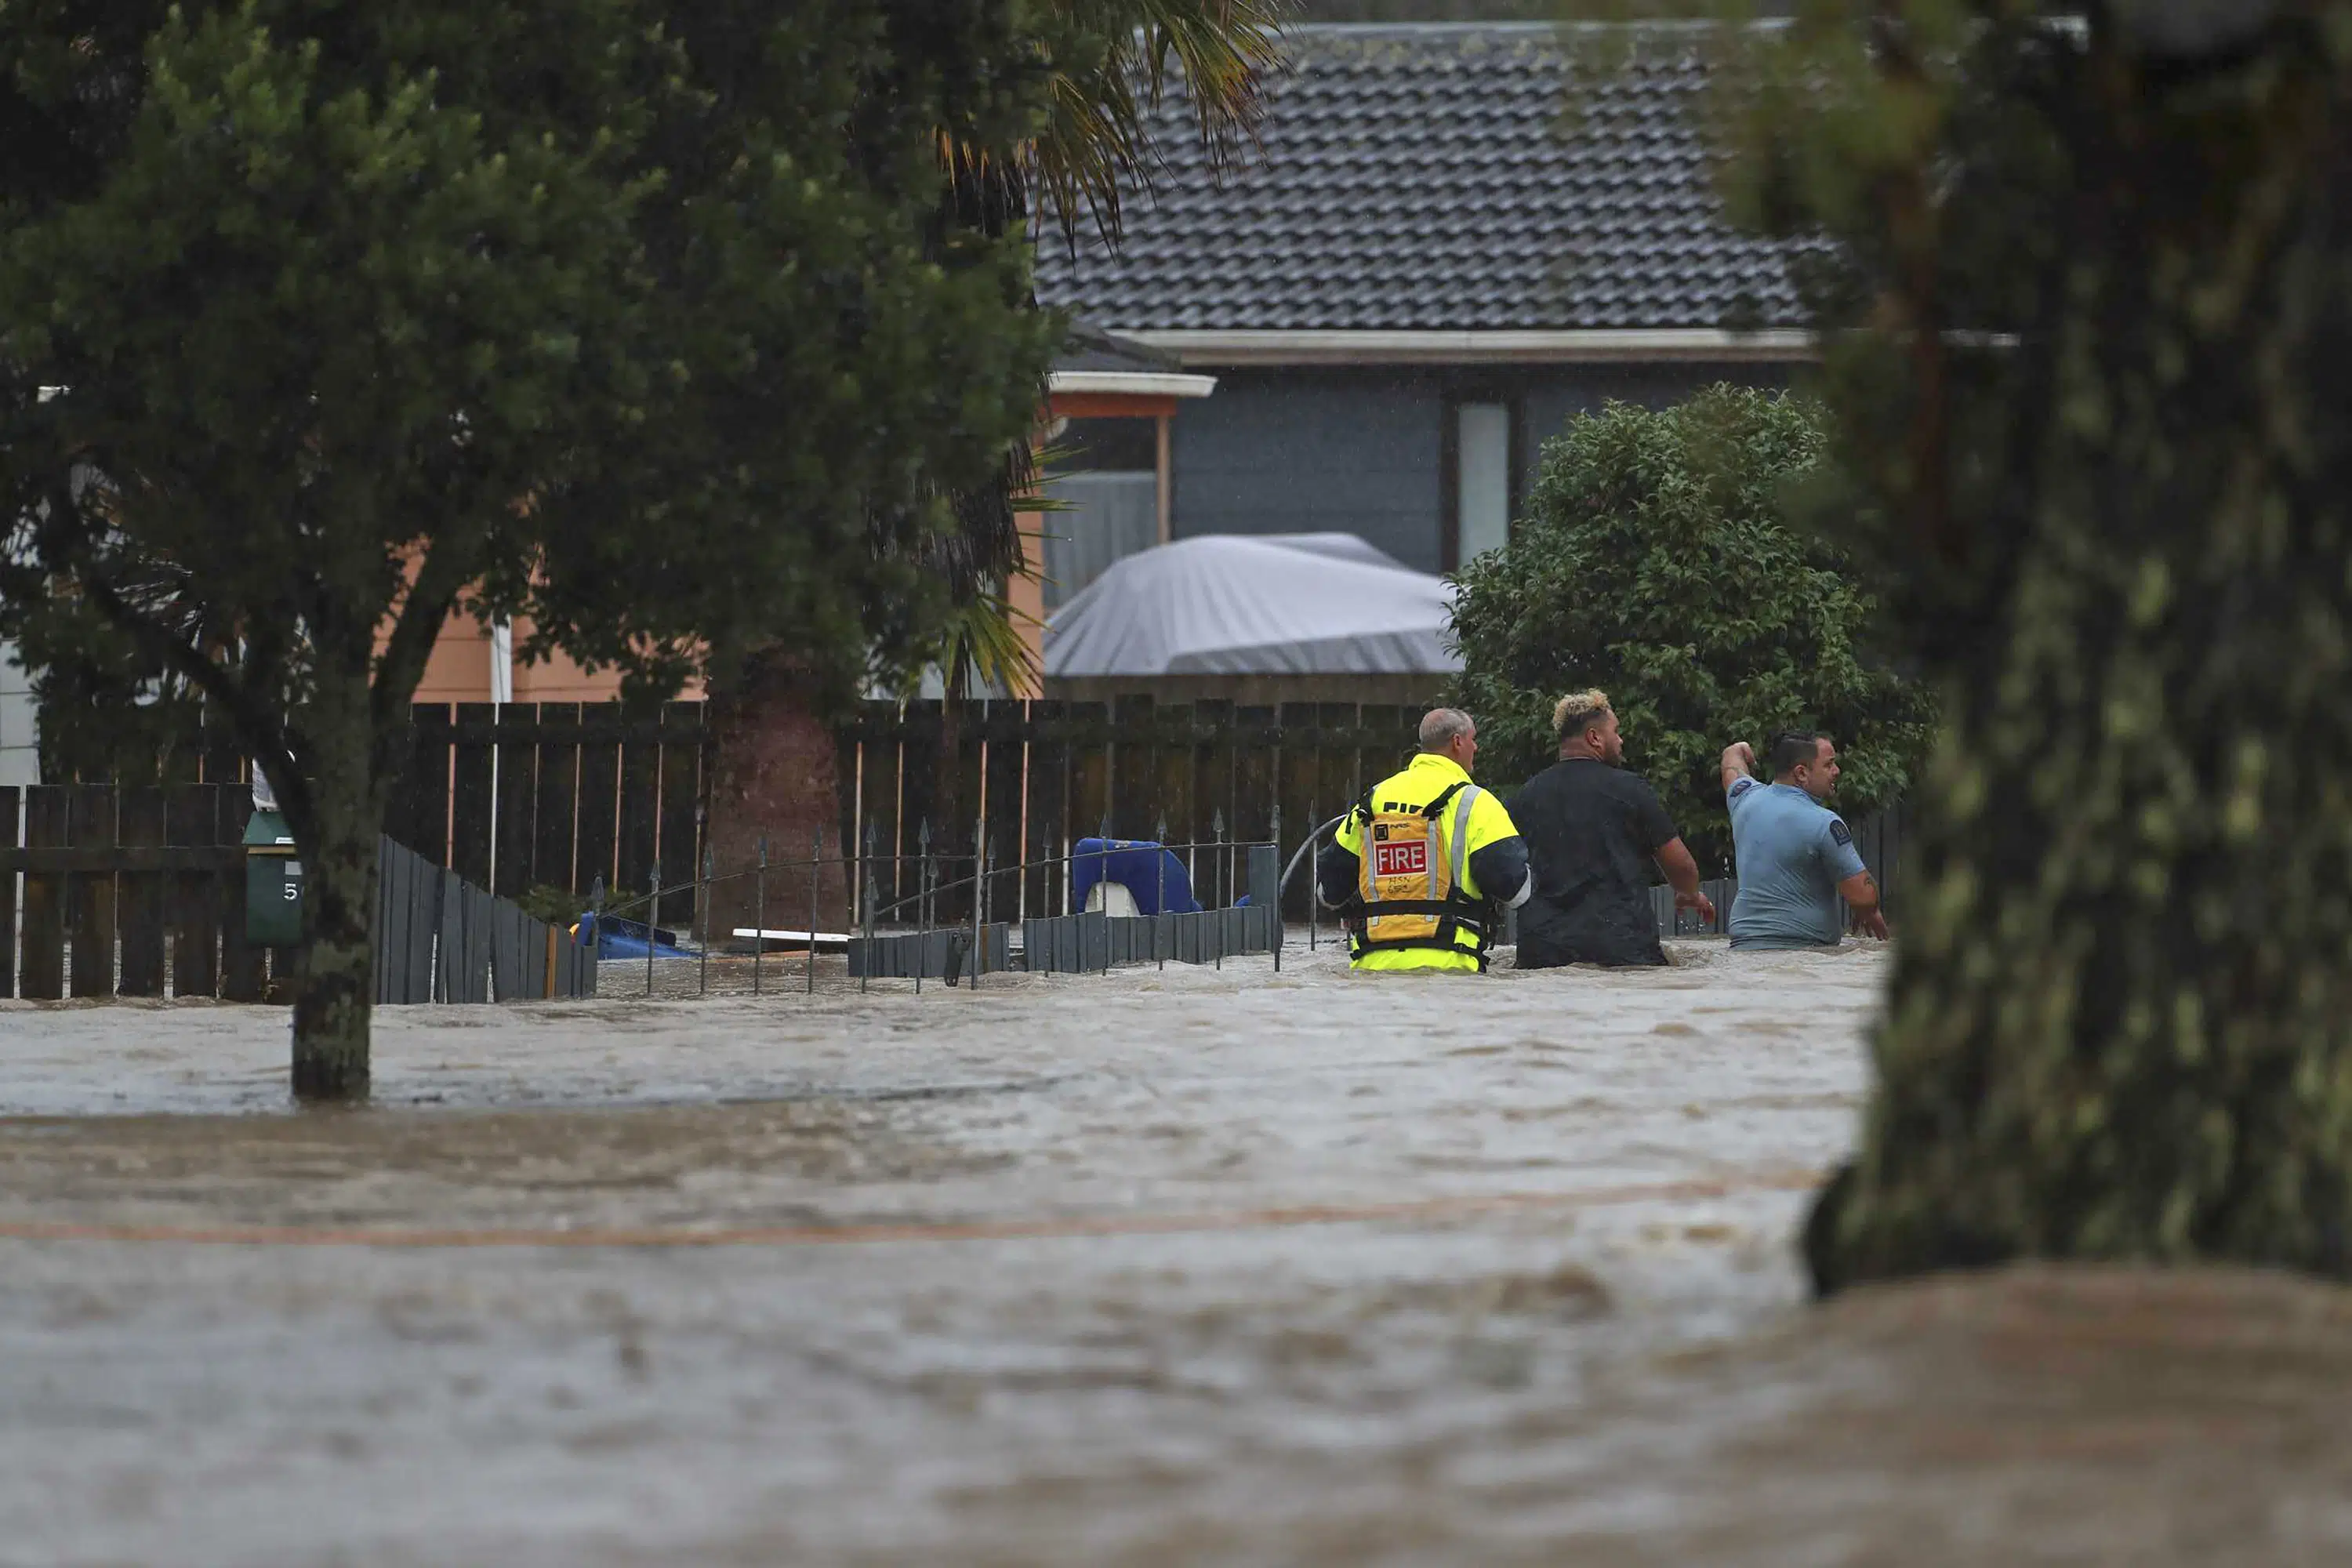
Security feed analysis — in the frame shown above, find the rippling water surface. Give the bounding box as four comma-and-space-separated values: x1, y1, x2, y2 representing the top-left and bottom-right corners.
0, 942, 2342, 1565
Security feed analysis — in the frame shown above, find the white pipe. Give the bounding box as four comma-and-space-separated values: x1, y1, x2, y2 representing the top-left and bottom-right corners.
490, 620, 514, 705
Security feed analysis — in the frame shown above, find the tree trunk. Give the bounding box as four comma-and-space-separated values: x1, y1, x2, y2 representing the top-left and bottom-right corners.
702, 653, 847, 943
1808, 27, 2352, 1291
285, 669, 387, 1102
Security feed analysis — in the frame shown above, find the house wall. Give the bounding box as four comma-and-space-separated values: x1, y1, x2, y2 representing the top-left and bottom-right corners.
0, 640, 37, 788
406, 613, 704, 706
1170, 361, 1795, 572
1171, 369, 1446, 571
1519, 362, 1795, 477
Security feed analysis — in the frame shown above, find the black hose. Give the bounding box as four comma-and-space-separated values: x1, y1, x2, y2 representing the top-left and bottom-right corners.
1279, 814, 1352, 895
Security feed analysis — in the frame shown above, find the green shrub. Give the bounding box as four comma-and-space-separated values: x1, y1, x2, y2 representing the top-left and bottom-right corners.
512, 884, 588, 928
1447, 385, 1935, 866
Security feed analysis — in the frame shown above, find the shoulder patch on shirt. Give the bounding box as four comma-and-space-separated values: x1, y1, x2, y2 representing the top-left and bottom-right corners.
1829, 819, 1853, 848
1727, 778, 1759, 802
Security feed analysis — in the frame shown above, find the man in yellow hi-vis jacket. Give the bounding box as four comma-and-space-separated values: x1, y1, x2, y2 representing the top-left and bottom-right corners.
1316, 709, 1530, 972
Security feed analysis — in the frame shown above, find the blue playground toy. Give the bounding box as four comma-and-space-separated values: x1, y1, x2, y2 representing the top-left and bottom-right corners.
572, 911, 694, 960
1069, 839, 1203, 916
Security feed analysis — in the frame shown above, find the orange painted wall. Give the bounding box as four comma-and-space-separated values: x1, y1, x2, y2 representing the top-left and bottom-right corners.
1006, 390, 1180, 698
405, 385, 1168, 708
408, 612, 704, 706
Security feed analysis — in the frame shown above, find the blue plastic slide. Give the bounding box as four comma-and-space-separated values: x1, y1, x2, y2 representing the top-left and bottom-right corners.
1069, 840, 1203, 916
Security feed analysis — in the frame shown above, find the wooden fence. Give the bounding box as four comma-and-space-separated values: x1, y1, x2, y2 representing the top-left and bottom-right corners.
832, 699, 1910, 925
836, 699, 1428, 925
57, 701, 713, 925
375, 836, 595, 1004
0, 784, 599, 1003
0, 783, 269, 1000
388, 702, 707, 923
40, 699, 1907, 944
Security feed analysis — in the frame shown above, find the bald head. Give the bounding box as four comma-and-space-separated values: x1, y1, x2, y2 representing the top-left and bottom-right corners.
1418, 708, 1479, 775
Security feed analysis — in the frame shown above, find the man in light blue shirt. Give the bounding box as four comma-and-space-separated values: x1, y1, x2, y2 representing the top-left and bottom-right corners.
1719, 731, 1886, 949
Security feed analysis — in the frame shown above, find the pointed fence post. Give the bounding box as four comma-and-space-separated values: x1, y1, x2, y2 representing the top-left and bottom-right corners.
970, 837, 986, 991
589, 875, 606, 975
1098, 815, 1112, 976
1155, 814, 1168, 972
699, 844, 713, 997
753, 837, 767, 996
1213, 809, 1227, 971
861, 864, 877, 996
1270, 803, 1283, 972
808, 826, 822, 995
862, 821, 880, 993
916, 818, 931, 994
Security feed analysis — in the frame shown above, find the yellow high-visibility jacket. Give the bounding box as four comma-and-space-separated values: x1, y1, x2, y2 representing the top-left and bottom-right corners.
1323, 753, 1529, 972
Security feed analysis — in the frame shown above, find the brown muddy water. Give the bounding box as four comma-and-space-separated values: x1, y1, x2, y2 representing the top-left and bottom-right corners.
0, 942, 2346, 1565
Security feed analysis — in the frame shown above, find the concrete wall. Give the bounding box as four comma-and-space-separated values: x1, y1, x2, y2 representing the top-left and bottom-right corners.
1168, 361, 1794, 573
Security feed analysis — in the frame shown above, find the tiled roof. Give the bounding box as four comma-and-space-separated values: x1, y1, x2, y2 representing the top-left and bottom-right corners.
1035, 24, 1801, 334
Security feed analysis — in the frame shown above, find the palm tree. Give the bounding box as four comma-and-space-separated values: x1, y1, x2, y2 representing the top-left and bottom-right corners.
914, 1, 1286, 897
706, 2, 1284, 930
924, 0, 1285, 642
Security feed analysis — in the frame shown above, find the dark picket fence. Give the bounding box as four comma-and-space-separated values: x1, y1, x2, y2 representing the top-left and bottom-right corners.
0, 784, 597, 1004
835, 698, 1432, 927
388, 701, 708, 923
374, 836, 596, 1004
0, 782, 267, 1000
41, 699, 1908, 961
834, 699, 1911, 930
53, 700, 714, 926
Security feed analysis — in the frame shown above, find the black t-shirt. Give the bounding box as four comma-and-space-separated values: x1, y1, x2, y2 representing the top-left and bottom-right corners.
1507, 758, 1679, 968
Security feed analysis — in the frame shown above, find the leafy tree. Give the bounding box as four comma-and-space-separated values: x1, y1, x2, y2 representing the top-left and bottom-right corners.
1447, 386, 1933, 864
1583, 2, 2352, 1289
0, 0, 1059, 1097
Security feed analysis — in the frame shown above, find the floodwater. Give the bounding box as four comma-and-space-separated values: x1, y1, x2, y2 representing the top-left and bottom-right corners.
1, 942, 2347, 1565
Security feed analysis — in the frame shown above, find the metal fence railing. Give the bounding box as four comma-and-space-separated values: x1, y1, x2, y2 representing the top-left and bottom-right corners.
584, 830, 1287, 996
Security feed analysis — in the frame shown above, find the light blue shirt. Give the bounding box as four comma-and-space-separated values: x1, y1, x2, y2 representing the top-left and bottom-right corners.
1726, 779, 1869, 950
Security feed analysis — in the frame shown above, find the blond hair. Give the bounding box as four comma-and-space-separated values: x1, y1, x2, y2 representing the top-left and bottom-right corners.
1553, 689, 1610, 742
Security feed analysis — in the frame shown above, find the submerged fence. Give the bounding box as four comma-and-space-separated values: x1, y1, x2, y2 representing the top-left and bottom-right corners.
0, 783, 268, 1000
837, 699, 1425, 928
38, 699, 1908, 975
589, 835, 1286, 993
49, 700, 711, 919
832, 701, 1911, 931
0, 783, 594, 1003
375, 837, 595, 1004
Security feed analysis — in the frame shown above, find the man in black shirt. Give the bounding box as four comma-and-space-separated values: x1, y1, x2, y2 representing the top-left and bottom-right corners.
1508, 690, 1713, 968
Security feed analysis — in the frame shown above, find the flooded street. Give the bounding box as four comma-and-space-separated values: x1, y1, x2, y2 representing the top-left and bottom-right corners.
1, 942, 2346, 1564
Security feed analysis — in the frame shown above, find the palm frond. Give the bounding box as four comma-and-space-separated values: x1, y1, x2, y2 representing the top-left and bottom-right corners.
1029, 0, 1287, 248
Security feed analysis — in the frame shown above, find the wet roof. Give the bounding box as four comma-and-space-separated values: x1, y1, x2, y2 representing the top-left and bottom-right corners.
1035, 24, 1802, 335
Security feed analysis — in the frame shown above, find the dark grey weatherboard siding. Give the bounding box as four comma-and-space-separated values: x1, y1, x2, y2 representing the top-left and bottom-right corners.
1171, 370, 1444, 571
1519, 362, 1794, 470
1168, 363, 1790, 569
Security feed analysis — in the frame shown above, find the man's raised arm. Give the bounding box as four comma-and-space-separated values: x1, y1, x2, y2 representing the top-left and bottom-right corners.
1721, 740, 1759, 799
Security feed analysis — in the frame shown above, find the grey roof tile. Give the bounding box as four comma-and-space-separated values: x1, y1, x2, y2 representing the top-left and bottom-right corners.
1037, 24, 1798, 334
